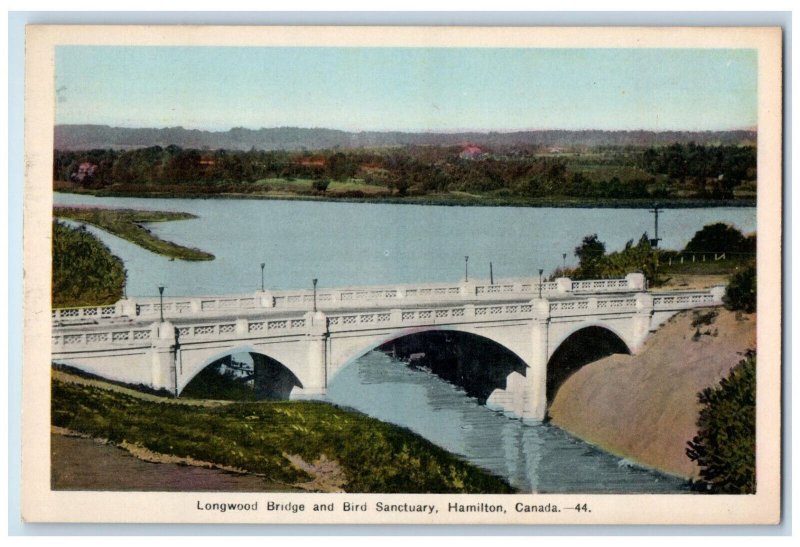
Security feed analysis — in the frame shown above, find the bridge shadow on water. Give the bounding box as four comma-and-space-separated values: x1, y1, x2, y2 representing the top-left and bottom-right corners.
376, 327, 630, 409
181, 352, 302, 401
377, 331, 527, 404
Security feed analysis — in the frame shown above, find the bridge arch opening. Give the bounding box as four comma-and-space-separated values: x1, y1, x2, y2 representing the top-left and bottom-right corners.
370, 329, 529, 404
181, 351, 302, 401
546, 326, 630, 405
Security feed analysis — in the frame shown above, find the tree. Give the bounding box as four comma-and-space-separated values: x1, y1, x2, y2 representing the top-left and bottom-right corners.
602, 234, 657, 282
684, 223, 747, 254
723, 263, 756, 313
574, 234, 606, 278
686, 352, 756, 493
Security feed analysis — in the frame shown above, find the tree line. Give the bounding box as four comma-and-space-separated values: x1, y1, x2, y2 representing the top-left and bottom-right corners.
53, 142, 756, 202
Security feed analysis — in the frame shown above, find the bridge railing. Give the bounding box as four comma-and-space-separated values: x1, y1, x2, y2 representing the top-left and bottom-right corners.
52, 286, 724, 351
570, 278, 632, 292
50, 274, 648, 323
51, 304, 120, 321
325, 302, 540, 332
549, 296, 640, 316
52, 326, 155, 348
652, 290, 721, 309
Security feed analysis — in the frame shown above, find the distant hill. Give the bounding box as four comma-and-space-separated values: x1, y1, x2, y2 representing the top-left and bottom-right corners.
54, 124, 757, 151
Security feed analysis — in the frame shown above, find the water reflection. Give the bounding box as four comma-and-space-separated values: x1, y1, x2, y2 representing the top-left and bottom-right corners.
327, 351, 688, 494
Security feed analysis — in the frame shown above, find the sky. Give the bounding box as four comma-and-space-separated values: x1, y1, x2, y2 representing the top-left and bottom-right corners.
55, 46, 758, 132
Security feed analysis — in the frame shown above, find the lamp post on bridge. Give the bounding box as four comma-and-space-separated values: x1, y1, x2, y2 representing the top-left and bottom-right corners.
260, 262, 265, 292
158, 285, 165, 323
312, 278, 318, 312
562, 253, 567, 271
538, 269, 544, 299
464, 256, 469, 283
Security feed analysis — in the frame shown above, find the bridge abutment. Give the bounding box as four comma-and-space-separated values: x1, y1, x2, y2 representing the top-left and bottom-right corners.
631, 293, 655, 353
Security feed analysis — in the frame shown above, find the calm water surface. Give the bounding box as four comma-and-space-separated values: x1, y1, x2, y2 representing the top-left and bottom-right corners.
327, 352, 687, 493
54, 194, 751, 493
54, 193, 755, 298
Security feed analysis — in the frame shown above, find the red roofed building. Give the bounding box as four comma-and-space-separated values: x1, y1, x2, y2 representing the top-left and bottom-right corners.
459, 145, 484, 160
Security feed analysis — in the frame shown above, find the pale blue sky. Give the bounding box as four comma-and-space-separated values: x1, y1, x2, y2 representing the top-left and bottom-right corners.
55, 46, 757, 132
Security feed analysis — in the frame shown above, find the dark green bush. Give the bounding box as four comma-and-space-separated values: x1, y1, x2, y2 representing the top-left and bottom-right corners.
684, 223, 748, 254
312, 179, 330, 192
686, 352, 756, 493
723, 263, 756, 313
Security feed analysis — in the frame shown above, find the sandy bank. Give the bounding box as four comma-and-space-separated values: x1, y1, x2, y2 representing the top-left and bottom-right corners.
548, 307, 755, 479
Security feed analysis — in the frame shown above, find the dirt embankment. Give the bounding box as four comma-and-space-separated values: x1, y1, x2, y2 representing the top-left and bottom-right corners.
548, 307, 755, 479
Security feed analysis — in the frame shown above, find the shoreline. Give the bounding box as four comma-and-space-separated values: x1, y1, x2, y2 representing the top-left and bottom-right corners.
54, 206, 215, 261
54, 188, 756, 210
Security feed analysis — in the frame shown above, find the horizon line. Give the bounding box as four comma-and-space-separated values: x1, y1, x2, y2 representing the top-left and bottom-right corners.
55, 123, 759, 134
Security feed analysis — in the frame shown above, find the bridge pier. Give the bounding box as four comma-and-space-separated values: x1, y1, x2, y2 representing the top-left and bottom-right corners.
149, 321, 179, 395
298, 311, 328, 397
486, 299, 550, 422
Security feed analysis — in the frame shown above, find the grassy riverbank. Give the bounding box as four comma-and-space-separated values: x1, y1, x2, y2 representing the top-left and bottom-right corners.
54, 206, 215, 261
548, 307, 756, 480
55, 183, 755, 209
51, 372, 514, 493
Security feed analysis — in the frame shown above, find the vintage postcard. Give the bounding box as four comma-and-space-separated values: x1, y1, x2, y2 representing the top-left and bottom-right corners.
22, 25, 782, 525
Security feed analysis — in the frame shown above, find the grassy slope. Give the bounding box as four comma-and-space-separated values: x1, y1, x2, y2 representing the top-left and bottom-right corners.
51, 373, 513, 494
548, 308, 756, 479
54, 206, 214, 261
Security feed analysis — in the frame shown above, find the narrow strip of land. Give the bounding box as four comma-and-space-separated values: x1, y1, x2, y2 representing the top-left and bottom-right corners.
54, 206, 214, 261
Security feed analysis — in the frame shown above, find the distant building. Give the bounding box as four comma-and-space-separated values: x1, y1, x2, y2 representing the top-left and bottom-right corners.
70, 162, 98, 184
459, 145, 484, 160
299, 158, 326, 168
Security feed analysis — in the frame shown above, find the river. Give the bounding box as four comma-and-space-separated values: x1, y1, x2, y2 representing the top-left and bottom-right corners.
53, 193, 755, 493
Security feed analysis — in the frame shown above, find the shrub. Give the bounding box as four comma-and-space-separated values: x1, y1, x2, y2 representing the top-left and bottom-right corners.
312, 179, 330, 192
686, 352, 756, 493
691, 309, 719, 328
724, 263, 756, 313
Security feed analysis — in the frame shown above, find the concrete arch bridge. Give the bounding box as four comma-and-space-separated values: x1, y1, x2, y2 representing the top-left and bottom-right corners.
51, 274, 724, 421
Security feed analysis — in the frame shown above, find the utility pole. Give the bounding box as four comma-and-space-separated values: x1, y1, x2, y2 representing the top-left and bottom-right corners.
648, 203, 663, 247
648, 203, 663, 286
